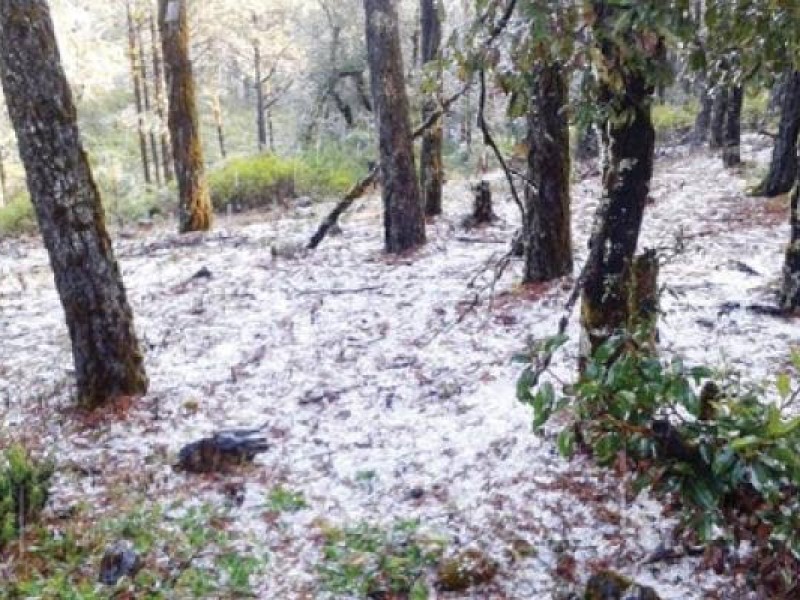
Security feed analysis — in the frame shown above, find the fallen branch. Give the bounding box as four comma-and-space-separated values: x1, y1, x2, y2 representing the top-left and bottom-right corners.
307, 86, 469, 250
477, 68, 525, 221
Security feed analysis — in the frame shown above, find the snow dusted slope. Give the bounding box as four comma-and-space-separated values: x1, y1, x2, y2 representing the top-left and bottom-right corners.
0, 137, 794, 598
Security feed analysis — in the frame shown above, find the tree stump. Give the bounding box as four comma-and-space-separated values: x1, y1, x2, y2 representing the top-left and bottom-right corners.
472, 180, 495, 225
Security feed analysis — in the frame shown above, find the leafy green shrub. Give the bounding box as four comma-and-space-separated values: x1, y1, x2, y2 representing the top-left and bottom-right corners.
208, 154, 299, 212
317, 519, 445, 598
652, 101, 698, 137
0, 193, 37, 237
0, 444, 54, 548
208, 145, 368, 213
518, 330, 800, 584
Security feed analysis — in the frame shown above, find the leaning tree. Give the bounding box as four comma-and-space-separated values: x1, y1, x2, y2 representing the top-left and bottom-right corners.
0, 0, 148, 407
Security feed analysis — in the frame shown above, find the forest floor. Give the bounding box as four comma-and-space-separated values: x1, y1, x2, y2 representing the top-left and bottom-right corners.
0, 135, 796, 599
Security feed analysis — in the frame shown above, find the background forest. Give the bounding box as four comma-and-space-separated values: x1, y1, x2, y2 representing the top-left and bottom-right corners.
0, 0, 799, 599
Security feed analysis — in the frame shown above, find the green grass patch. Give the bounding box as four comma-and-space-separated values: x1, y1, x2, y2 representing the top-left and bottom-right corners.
316, 519, 446, 599
265, 485, 307, 513
652, 100, 698, 136
208, 144, 368, 213
0, 193, 37, 237
3, 499, 267, 598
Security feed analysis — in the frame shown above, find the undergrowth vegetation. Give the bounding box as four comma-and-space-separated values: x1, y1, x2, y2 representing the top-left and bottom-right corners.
0, 445, 53, 549
316, 519, 446, 599
517, 328, 800, 596
208, 144, 368, 213
1, 499, 266, 597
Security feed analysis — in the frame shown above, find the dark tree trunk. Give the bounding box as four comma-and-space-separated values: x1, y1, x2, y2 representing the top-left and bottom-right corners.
137, 20, 161, 186
523, 62, 573, 283
722, 85, 743, 167
364, 0, 426, 253
150, 10, 173, 183
159, 0, 212, 233
126, 0, 151, 184
782, 182, 800, 310
419, 0, 444, 216
472, 180, 494, 224
581, 1, 658, 361
757, 71, 800, 196
692, 80, 713, 146
0, 0, 148, 407
254, 40, 267, 151
709, 86, 728, 149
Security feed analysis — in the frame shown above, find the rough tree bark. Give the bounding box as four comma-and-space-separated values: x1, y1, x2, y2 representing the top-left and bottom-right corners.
523, 61, 573, 283
709, 86, 728, 149
137, 19, 161, 185
692, 80, 713, 146
757, 71, 800, 196
581, 1, 659, 361
0, 0, 148, 407
159, 0, 212, 233
419, 0, 444, 216
364, 0, 426, 253
150, 9, 173, 182
126, 0, 151, 184
782, 181, 800, 310
722, 85, 743, 167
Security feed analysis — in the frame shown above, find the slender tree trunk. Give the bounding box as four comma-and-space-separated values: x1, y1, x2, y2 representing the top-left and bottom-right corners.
212, 93, 226, 159
159, 0, 212, 233
267, 107, 275, 151
126, 0, 151, 184
757, 71, 800, 196
709, 86, 728, 149
0, 0, 148, 406
575, 68, 599, 161
524, 61, 572, 283
364, 0, 426, 253
419, 0, 444, 216
782, 182, 800, 310
150, 10, 173, 182
137, 20, 161, 186
581, 1, 659, 361
722, 85, 743, 167
692, 79, 713, 146
254, 40, 267, 152
0, 149, 7, 207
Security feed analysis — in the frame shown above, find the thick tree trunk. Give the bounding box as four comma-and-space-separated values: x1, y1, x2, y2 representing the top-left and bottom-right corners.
782, 182, 800, 310
523, 62, 573, 283
150, 10, 173, 183
159, 0, 212, 233
419, 0, 444, 216
0, 0, 148, 407
581, 1, 658, 361
757, 71, 800, 196
722, 85, 743, 167
364, 0, 426, 253
709, 87, 728, 149
137, 20, 161, 186
126, 0, 151, 184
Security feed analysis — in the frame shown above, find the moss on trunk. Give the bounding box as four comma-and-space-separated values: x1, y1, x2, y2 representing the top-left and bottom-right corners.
159, 0, 212, 233
0, 0, 148, 407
